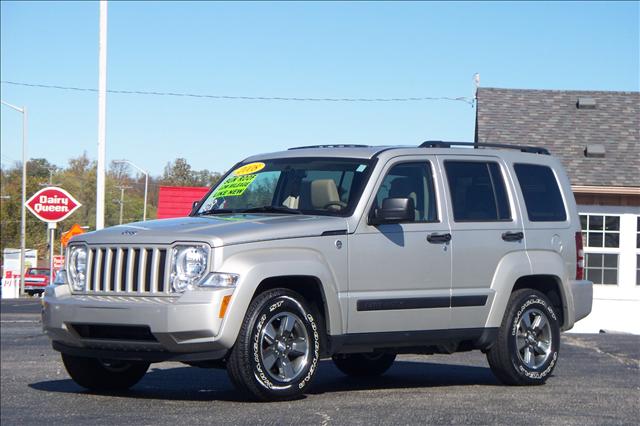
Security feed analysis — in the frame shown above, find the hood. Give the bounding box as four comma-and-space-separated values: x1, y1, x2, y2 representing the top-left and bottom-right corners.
72, 214, 349, 247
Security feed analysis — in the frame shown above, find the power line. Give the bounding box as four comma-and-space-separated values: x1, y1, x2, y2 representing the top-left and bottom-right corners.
1, 80, 474, 105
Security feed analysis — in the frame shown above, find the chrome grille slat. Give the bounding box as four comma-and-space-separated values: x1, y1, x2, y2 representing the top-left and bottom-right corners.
86, 249, 94, 292
163, 250, 172, 294
94, 249, 103, 292
150, 249, 159, 294
114, 248, 123, 293
84, 246, 169, 296
138, 249, 147, 294
126, 249, 135, 293
104, 248, 113, 292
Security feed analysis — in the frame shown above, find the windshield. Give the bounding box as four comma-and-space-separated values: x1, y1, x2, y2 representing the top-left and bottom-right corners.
195, 157, 373, 217
28, 269, 49, 275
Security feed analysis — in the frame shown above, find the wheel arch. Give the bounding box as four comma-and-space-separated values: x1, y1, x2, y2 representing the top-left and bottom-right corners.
512, 274, 567, 328
253, 275, 331, 351
485, 250, 572, 330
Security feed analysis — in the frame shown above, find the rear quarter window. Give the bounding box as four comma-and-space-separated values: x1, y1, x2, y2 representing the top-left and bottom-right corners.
514, 164, 567, 222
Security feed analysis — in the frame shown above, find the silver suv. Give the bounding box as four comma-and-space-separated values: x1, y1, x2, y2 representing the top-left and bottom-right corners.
43, 142, 593, 401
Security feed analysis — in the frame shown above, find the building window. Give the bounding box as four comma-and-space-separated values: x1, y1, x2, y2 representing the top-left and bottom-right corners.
636, 254, 639, 286
580, 214, 620, 248
584, 253, 618, 285
580, 213, 622, 286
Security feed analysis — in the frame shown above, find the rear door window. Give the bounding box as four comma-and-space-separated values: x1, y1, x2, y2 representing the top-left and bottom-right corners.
514, 164, 567, 222
444, 161, 511, 222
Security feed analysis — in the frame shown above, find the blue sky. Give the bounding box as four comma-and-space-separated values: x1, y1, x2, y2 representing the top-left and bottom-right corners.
1, 1, 638, 177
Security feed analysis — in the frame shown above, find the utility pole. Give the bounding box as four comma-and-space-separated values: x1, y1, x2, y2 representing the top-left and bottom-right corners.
113, 160, 149, 221
96, 0, 108, 230
39, 167, 58, 187
1, 100, 28, 297
114, 186, 131, 225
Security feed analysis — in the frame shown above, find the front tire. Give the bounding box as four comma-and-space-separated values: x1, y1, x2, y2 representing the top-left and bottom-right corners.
332, 352, 396, 377
61, 354, 149, 391
227, 288, 321, 401
487, 289, 560, 385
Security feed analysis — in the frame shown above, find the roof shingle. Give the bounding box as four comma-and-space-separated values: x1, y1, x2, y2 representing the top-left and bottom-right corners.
475, 87, 639, 187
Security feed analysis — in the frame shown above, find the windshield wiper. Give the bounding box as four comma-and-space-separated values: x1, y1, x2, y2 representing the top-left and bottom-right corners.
239, 206, 303, 215
196, 208, 236, 216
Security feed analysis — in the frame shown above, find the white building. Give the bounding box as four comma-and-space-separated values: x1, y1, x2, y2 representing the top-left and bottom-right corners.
475, 87, 639, 334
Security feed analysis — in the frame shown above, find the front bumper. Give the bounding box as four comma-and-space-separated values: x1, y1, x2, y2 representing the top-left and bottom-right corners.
570, 279, 593, 323
42, 284, 234, 361
25, 284, 47, 291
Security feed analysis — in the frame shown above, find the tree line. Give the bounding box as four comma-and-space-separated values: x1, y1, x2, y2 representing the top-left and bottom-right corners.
0, 155, 221, 263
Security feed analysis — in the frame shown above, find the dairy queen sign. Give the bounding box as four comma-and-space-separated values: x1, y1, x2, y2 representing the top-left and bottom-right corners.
26, 187, 81, 223
24, 187, 81, 288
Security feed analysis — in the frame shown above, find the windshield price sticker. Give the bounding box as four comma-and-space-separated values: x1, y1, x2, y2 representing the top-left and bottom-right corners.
213, 174, 257, 197
234, 162, 265, 176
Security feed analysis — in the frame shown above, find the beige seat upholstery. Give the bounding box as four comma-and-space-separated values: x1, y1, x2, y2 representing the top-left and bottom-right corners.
311, 179, 341, 209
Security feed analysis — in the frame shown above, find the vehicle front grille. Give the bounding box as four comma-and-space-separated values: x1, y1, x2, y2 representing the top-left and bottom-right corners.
85, 246, 171, 295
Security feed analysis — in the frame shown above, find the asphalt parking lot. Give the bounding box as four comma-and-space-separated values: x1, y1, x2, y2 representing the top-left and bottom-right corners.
1, 299, 638, 425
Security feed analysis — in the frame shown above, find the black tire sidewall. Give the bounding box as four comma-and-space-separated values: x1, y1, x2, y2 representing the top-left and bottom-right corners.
507, 292, 560, 382
249, 292, 320, 395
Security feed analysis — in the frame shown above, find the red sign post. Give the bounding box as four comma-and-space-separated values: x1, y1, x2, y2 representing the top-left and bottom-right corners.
25, 187, 82, 286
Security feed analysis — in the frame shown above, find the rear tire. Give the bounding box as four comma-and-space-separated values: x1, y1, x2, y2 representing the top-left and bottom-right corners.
227, 288, 321, 401
61, 354, 149, 391
487, 289, 560, 385
332, 352, 396, 377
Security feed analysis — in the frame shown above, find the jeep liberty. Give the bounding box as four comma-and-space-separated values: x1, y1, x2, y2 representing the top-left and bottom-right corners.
43, 141, 593, 401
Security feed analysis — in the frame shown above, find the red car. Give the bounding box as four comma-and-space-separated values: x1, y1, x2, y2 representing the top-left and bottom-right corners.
24, 268, 53, 296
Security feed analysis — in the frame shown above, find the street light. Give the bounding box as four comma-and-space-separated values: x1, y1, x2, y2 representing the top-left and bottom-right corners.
114, 160, 149, 221
1, 100, 28, 297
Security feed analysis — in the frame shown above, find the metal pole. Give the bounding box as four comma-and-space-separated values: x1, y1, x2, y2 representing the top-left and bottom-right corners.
115, 185, 130, 225
143, 173, 148, 221
113, 160, 148, 221
0, 101, 27, 297
48, 223, 56, 286
20, 108, 27, 297
119, 187, 124, 225
96, 0, 108, 230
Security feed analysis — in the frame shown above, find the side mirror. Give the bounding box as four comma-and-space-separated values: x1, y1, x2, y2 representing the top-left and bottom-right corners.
192, 201, 200, 210
369, 198, 415, 225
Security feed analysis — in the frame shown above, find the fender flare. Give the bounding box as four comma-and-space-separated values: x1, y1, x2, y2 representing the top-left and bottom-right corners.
214, 247, 342, 349
485, 249, 572, 330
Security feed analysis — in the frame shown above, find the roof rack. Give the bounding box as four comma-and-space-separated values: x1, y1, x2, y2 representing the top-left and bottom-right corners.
288, 144, 369, 150
419, 141, 550, 155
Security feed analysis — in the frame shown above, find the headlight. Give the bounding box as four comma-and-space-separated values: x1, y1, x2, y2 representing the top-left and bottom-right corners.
68, 245, 87, 291
170, 245, 209, 292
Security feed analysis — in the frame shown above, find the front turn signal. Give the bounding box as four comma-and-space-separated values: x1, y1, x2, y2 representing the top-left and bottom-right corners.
219, 295, 232, 318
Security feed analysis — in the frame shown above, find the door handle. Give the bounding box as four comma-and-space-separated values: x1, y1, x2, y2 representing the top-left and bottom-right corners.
502, 231, 524, 242
427, 233, 452, 244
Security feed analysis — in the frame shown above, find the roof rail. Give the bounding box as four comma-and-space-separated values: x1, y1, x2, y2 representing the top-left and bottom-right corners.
419, 140, 550, 155
288, 144, 369, 150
